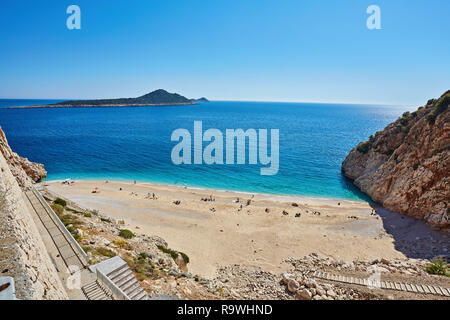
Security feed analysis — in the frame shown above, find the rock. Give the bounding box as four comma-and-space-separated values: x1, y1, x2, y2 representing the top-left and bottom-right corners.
326, 289, 337, 298
341, 91, 450, 231
296, 289, 312, 300
287, 280, 300, 293
0, 126, 47, 187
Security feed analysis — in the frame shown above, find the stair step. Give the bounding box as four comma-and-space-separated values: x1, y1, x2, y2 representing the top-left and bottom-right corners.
108, 264, 130, 280
112, 269, 133, 284
122, 281, 140, 295
128, 286, 144, 299
133, 290, 148, 300
115, 273, 136, 289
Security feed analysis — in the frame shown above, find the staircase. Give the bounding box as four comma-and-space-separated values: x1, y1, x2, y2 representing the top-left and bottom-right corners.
81, 280, 114, 300
90, 256, 148, 300
107, 263, 148, 300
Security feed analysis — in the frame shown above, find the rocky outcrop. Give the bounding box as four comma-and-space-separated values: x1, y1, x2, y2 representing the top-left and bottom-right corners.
0, 149, 68, 299
0, 126, 46, 188
342, 91, 450, 231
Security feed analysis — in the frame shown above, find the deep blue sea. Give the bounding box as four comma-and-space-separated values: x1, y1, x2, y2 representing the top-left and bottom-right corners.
0, 99, 408, 201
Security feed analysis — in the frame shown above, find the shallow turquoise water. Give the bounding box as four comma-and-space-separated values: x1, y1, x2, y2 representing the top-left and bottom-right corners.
0, 99, 407, 200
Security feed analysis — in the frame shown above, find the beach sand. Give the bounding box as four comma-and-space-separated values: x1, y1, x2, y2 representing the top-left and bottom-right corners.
43, 180, 405, 278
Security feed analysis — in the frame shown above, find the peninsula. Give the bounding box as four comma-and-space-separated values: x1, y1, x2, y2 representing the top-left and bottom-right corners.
8, 89, 196, 108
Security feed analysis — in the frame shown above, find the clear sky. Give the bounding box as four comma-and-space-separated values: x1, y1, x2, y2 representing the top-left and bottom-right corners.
0, 0, 449, 106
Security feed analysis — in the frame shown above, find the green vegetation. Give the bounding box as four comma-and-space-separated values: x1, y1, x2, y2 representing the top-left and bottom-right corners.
95, 247, 116, 258
119, 229, 135, 239
101, 217, 111, 223
180, 252, 190, 264
65, 207, 91, 217
357, 141, 372, 154
426, 92, 450, 125
52, 89, 192, 106
51, 203, 64, 215
125, 253, 160, 280
425, 257, 449, 277
81, 245, 92, 253
157, 245, 179, 260
53, 198, 67, 207
395, 124, 410, 134
399, 112, 411, 125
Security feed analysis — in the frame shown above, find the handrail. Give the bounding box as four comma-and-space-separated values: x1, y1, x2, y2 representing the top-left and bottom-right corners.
96, 269, 129, 300
31, 186, 88, 264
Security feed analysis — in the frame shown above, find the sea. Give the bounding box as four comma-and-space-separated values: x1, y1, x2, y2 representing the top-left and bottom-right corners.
0, 99, 409, 201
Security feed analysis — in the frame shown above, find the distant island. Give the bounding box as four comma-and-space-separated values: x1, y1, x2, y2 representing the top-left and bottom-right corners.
190, 97, 209, 103
9, 89, 197, 108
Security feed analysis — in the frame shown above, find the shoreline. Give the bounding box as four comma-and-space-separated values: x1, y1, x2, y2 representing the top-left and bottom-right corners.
43, 178, 369, 205
42, 179, 405, 278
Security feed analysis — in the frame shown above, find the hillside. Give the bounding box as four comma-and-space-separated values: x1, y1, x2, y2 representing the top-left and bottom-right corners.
190, 97, 209, 103
8, 89, 196, 108
52, 89, 194, 107
342, 91, 450, 231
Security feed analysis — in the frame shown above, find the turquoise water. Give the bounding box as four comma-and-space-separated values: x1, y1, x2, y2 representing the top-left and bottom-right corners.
0, 99, 407, 200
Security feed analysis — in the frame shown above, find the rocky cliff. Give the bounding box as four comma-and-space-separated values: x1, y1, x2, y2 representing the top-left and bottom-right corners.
0, 147, 68, 299
342, 91, 449, 231
0, 126, 46, 188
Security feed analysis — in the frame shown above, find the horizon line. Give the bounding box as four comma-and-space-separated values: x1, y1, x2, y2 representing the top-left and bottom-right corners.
0, 97, 410, 108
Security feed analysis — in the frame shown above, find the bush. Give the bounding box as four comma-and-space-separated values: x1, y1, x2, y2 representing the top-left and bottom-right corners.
119, 229, 135, 239
54, 198, 67, 207
426, 112, 436, 125
426, 92, 449, 125
95, 247, 116, 258
426, 98, 436, 106
180, 252, 190, 264
425, 257, 449, 277
51, 203, 64, 216
113, 238, 128, 249
101, 217, 111, 223
357, 141, 371, 154
157, 245, 178, 260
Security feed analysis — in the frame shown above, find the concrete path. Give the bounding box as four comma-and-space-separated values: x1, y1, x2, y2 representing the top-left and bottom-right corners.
312, 271, 450, 297
23, 189, 111, 300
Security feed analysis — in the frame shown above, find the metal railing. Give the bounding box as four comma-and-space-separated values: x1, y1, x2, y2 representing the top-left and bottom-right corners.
31, 186, 88, 264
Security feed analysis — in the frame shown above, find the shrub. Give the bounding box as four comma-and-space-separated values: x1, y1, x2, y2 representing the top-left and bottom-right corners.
51, 203, 64, 216
425, 257, 449, 277
426, 112, 436, 125
139, 252, 150, 260
357, 141, 371, 154
81, 212, 92, 218
113, 238, 128, 249
426, 98, 436, 106
54, 198, 67, 207
157, 245, 179, 260
119, 229, 134, 239
101, 217, 111, 223
95, 247, 116, 258
180, 252, 190, 264
81, 245, 92, 253
426, 92, 450, 125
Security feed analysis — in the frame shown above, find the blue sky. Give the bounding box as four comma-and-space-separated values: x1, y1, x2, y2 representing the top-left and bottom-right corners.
0, 0, 449, 105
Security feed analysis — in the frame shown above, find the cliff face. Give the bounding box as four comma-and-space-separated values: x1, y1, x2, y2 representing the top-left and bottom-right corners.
342, 91, 450, 231
0, 147, 68, 299
0, 126, 46, 188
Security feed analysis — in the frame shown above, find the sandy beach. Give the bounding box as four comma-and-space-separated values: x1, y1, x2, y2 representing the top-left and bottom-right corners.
40, 180, 423, 278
